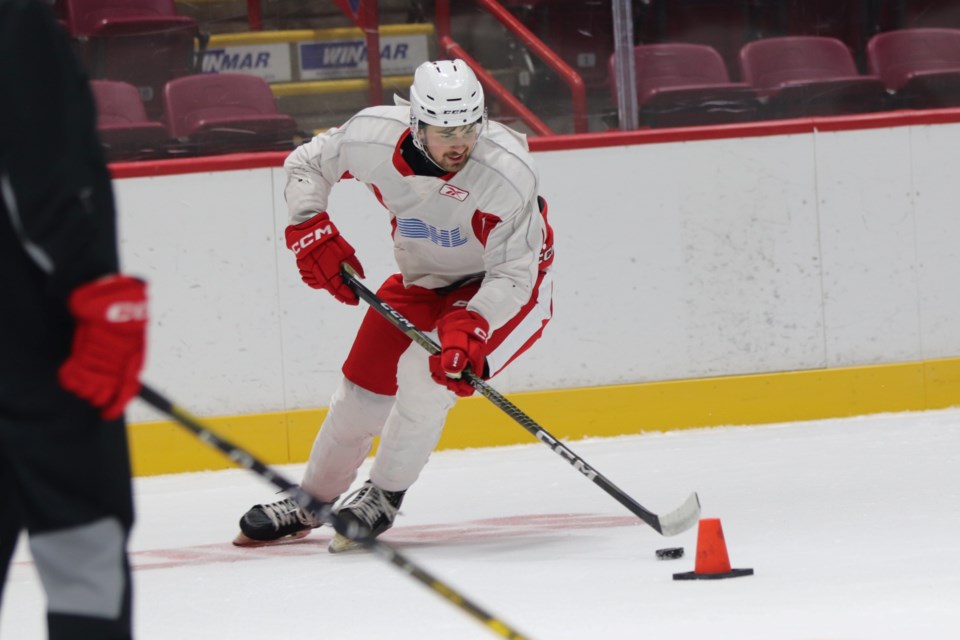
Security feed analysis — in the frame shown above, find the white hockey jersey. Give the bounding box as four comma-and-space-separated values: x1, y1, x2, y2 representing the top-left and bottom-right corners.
283, 105, 548, 331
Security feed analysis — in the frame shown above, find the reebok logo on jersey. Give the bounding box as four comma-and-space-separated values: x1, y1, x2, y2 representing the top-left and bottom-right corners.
439, 184, 469, 202
396, 218, 468, 248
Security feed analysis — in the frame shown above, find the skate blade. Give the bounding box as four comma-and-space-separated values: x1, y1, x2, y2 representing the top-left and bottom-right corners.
232, 528, 312, 547
328, 533, 365, 554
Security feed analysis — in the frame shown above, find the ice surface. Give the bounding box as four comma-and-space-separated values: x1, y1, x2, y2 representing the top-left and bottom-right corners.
3, 409, 959, 639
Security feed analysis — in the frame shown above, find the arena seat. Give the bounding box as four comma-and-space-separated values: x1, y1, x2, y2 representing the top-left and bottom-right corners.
647, 0, 749, 78
867, 28, 960, 108
163, 74, 299, 155
90, 80, 170, 161
739, 36, 888, 118
610, 43, 759, 128
64, 0, 204, 117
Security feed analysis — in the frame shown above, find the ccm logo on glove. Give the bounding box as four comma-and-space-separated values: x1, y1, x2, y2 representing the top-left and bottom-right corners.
105, 301, 148, 323
288, 221, 337, 254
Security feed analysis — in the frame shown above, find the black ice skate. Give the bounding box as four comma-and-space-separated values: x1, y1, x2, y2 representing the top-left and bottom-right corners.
233, 496, 325, 547
328, 481, 405, 553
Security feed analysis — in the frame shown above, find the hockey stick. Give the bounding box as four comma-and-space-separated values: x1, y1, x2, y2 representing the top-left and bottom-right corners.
340, 264, 700, 537
136, 384, 531, 640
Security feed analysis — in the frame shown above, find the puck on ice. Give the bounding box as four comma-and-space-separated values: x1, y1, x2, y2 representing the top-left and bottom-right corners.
655, 547, 684, 560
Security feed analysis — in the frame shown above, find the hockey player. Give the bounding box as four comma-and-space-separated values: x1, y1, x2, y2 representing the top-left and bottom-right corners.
0, 1, 148, 638
235, 59, 555, 552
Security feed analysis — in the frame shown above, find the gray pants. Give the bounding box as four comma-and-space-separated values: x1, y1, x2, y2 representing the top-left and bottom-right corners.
0, 394, 134, 640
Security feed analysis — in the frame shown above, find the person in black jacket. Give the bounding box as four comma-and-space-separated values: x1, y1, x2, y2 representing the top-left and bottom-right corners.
0, 1, 149, 638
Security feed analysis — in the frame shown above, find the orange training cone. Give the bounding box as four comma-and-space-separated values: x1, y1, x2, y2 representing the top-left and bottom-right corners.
673, 518, 754, 580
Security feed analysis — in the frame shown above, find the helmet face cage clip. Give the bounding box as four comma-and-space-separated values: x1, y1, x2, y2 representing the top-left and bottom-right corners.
408, 59, 487, 152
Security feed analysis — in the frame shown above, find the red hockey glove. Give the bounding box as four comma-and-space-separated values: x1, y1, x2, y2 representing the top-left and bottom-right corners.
429, 309, 489, 397
285, 212, 364, 305
58, 275, 148, 420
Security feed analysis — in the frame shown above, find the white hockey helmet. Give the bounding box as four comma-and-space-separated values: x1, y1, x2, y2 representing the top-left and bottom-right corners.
409, 59, 486, 135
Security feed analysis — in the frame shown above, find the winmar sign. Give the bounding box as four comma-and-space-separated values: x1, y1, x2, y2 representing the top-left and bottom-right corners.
299, 34, 429, 80
202, 44, 291, 82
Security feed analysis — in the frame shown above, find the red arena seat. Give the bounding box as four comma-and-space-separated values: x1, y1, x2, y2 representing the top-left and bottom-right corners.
64, 0, 204, 117
611, 43, 759, 128
90, 79, 170, 161
163, 73, 299, 155
867, 28, 960, 108
739, 36, 888, 118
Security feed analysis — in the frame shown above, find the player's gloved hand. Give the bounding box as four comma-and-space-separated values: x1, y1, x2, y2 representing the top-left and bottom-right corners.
285, 212, 364, 305
429, 309, 489, 397
58, 275, 148, 420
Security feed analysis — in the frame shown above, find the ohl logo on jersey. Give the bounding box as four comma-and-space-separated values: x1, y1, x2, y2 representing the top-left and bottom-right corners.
396, 218, 468, 248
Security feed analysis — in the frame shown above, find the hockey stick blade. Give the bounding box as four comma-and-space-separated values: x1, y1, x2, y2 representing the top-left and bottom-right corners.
137, 384, 532, 640
340, 264, 701, 536
655, 492, 702, 537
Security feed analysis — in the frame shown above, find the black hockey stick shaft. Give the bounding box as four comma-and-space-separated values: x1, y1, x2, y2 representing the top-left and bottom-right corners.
137, 384, 531, 640
340, 265, 700, 537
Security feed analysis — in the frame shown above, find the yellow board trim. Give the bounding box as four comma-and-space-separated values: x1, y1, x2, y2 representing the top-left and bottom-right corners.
208, 24, 435, 47
128, 356, 960, 477
270, 75, 414, 97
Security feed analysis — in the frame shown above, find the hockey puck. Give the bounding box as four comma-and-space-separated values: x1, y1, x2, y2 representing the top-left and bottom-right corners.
655, 547, 684, 560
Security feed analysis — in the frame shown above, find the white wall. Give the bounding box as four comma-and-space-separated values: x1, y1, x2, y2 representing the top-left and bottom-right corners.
115, 122, 960, 422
